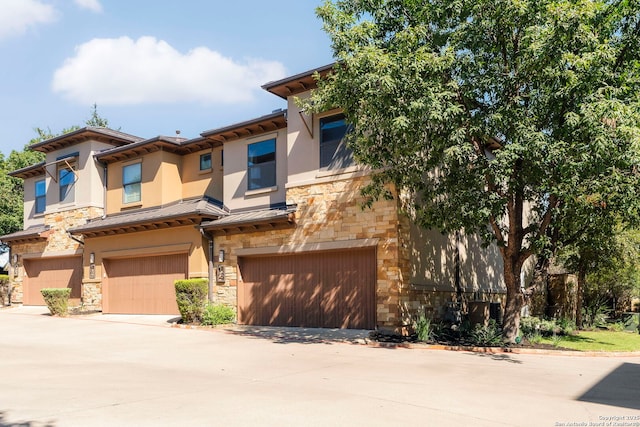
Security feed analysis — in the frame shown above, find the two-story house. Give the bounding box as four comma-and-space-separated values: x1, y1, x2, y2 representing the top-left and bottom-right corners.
1, 64, 505, 331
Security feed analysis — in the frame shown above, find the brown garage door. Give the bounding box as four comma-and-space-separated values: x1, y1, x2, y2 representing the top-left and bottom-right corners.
103, 254, 186, 314
238, 247, 376, 329
23, 257, 82, 306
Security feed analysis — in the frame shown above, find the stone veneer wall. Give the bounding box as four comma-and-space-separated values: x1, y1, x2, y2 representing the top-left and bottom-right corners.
214, 175, 406, 328
9, 206, 103, 306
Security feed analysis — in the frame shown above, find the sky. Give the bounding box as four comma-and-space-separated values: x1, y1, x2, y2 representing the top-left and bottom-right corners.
0, 0, 334, 156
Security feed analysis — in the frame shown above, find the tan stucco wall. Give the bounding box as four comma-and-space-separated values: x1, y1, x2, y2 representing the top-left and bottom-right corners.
222, 128, 287, 211
181, 147, 223, 202
106, 150, 183, 213
23, 140, 114, 228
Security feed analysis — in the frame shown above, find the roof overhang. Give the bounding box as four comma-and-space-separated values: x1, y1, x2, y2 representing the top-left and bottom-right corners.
0, 225, 52, 245
200, 206, 296, 236
28, 127, 144, 154
9, 161, 46, 179
262, 63, 334, 99
70, 198, 227, 238
201, 110, 287, 144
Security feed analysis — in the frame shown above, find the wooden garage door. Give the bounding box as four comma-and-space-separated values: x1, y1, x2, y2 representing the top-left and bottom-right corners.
103, 254, 186, 314
238, 247, 376, 329
23, 257, 82, 306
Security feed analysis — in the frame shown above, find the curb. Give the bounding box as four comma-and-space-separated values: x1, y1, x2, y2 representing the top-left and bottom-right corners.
366, 341, 640, 357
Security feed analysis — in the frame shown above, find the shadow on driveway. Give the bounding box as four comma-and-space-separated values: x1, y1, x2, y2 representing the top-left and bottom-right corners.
578, 362, 640, 410
221, 325, 372, 345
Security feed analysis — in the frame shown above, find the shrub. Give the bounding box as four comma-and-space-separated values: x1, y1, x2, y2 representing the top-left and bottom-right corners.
174, 279, 208, 324
201, 303, 235, 326
414, 314, 434, 342
40, 288, 71, 316
0, 274, 9, 306
469, 319, 503, 347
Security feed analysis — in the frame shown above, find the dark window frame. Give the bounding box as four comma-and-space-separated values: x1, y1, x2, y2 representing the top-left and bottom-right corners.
247, 138, 276, 191
122, 162, 142, 204
35, 179, 46, 214
58, 164, 76, 203
200, 153, 212, 171
319, 113, 354, 170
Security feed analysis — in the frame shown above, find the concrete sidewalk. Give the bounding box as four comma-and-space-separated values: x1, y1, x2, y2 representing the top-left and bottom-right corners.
1, 306, 639, 426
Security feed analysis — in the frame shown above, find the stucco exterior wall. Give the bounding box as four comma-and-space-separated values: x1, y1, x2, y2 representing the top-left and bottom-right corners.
222, 128, 287, 211
181, 147, 223, 202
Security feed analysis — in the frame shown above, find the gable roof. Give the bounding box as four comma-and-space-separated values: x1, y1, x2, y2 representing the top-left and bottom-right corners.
262, 63, 334, 99
69, 197, 227, 238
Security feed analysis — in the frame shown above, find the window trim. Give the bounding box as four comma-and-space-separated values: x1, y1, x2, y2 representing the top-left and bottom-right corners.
122, 162, 142, 204
58, 163, 76, 204
247, 138, 276, 191
35, 179, 46, 214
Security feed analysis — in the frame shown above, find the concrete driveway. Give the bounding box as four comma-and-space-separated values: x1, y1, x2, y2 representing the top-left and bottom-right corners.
0, 306, 639, 427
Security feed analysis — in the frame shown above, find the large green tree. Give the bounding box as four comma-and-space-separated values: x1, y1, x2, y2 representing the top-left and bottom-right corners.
308, 0, 640, 342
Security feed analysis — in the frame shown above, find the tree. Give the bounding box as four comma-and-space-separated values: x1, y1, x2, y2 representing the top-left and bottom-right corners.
85, 103, 109, 128
308, 0, 640, 342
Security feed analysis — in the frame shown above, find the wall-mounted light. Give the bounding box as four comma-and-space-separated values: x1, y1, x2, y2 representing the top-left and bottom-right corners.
12, 253, 18, 265
89, 252, 95, 264
218, 249, 225, 263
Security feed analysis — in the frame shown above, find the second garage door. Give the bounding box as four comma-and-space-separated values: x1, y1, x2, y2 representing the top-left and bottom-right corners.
103, 254, 186, 314
238, 247, 376, 329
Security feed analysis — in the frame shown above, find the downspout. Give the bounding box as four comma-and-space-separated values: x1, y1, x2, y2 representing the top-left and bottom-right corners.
199, 228, 215, 303
95, 158, 108, 219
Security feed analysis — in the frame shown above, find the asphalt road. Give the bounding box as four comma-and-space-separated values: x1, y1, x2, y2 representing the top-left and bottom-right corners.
1, 306, 639, 427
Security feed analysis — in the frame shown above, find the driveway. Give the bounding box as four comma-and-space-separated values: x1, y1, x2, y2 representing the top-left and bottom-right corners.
0, 306, 639, 427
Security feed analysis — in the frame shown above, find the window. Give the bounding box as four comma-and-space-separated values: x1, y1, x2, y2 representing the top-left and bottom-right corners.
200, 153, 212, 171
247, 138, 276, 191
59, 165, 76, 203
319, 114, 354, 170
35, 179, 45, 214
123, 163, 141, 204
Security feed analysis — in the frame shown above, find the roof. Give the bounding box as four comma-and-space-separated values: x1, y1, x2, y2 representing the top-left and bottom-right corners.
94, 135, 199, 163
0, 225, 51, 244
201, 110, 287, 144
262, 63, 334, 99
9, 161, 46, 179
28, 127, 144, 154
200, 205, 296, 235
70, 197, 227, 237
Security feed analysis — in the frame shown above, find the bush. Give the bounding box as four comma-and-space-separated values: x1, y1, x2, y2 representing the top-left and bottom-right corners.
201, 303, 235, 326
174, 279, 208, 324
469, 319, 503, 346
0, 274, 9, 306
40, 288, 71, 316
414, 314, 434, 342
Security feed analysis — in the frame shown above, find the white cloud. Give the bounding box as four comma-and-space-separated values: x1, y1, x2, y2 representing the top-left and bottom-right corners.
74, 0, 103, 13
51, 36, 287, 106
0, 0, 57, 40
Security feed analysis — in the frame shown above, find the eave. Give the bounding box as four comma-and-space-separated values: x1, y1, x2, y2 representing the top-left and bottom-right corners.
28, 127, 144, 154
201, 110, 287, 145
262, 63, 334, 99
9, 161, 46, 179
0, 226, 51, 245
201, 206, 296, 236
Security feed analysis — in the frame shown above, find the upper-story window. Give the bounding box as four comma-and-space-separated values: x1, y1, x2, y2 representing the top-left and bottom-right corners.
58, 164, 76, 203
200, 153, 212, 171
319, 114, 354, 170
247, 138, 276, 190
35, 179, 46, 214
123, 163, 142, 204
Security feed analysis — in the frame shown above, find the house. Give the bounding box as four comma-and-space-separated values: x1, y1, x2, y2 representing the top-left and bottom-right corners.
0, 65, 505, 331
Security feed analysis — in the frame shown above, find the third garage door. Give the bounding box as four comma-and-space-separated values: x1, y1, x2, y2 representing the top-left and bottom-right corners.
238, 247, 376, 329
103, 254, 186, 314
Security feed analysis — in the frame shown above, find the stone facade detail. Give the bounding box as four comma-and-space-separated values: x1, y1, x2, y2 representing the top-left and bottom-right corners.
9, 206, 103, 305
215, 175, 407, 329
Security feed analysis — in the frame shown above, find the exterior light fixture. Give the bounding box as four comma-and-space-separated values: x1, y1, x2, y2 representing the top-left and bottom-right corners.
89, 252, 95, 264
218, 249, 225, 263
12, 253, 18, 265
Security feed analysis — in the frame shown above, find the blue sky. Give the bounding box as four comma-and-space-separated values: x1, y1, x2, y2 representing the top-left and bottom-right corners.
0, 0, 334, 156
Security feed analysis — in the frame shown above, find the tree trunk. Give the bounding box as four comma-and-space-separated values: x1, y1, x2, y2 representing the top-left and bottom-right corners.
575, 267, 586, 329
502, 261, 524, 343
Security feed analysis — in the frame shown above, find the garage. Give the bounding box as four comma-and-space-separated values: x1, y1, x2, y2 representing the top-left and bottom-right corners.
103, 253, 186, 314
23, 256, 83, 306
237, 247, 376, 329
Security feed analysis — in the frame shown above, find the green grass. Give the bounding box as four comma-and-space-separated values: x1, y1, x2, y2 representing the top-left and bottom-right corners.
540, 330, 640, 352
